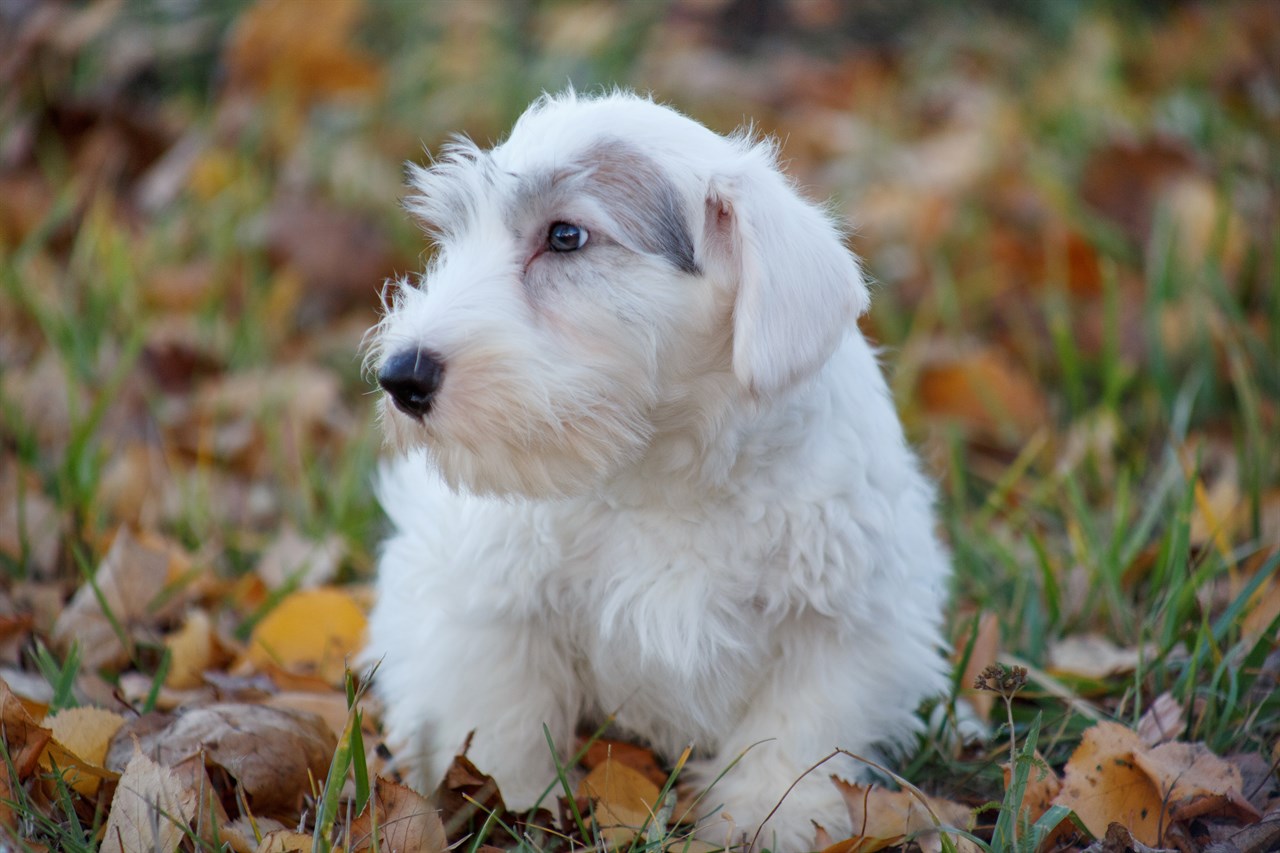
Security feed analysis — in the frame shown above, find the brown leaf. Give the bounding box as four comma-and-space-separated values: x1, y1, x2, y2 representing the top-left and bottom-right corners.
100, 751, 198, 853
434, 752, 507, 839
263, 196, 399, 325
106, 703, 336, 815
256, 830, 314, 853
916, 345, 1049, 443
1001, 751, 1061, 826
223, 0, 382, 103
956, 612, 1000, 721
1053, 722, 1164, 846
254, 527, 345, 591
830, 778, 973, 853
52, 528, 193, 670
1132, 741, 1262, 825
577, 757, 664, 848
1080, 136, 1200, 246
0, 679, 52, 779
1137, 693, 1186, 747
350, 776, 448, 853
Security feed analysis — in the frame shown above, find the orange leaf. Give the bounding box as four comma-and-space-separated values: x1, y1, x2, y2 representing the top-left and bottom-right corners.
245, 586, 366, 685
1053, 722, 1163, 846
577, 757, 664, 848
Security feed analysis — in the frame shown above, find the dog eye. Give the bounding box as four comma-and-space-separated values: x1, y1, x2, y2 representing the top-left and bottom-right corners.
547, 222, 588, 252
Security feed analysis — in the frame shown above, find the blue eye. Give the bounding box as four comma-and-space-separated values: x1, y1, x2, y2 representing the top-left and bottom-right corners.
548, 222, 588, 252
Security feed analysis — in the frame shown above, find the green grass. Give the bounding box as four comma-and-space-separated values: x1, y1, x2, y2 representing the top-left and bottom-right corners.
0, 2, 1276, 851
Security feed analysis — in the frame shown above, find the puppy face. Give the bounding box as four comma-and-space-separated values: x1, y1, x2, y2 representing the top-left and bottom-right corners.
370, 93, 868, 497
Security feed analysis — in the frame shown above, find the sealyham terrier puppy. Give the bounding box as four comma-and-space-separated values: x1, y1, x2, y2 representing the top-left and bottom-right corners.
364, 90, 951, 851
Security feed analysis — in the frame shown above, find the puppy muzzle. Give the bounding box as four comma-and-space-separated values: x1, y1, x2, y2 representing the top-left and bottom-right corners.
378, 348, 445, 418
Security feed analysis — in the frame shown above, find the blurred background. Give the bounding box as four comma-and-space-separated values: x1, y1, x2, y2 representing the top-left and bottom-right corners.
0, 0, 1278, 831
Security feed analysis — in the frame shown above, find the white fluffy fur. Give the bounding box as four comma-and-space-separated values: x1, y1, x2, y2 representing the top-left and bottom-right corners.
364, 91, 951, 851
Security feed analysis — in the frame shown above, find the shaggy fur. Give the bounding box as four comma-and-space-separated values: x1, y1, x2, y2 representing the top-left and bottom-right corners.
364, 91, 951, 851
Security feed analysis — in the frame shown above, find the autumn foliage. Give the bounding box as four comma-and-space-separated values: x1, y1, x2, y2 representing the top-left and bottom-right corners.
0, 1, 1278, 852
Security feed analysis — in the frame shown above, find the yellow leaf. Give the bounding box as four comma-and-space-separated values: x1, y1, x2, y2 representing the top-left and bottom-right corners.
577, 757, 663, 848
165, 609, 219, 689
246, 586, 366, 685
42, 707, 125, 796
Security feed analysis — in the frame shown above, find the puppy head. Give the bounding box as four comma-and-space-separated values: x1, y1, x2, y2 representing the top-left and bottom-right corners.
370, 91, 867, 497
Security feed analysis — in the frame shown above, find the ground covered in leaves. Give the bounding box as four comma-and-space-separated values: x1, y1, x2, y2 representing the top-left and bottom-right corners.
0, 1, 1278, 852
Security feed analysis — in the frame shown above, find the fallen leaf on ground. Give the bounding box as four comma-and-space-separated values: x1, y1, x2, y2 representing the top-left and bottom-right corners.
1046, 634, 1156, 679
350, 776, 448, 853
165, 609, 227, 689
256, 830, 314, 853
254, 526, 345, 590
41, 706, 126, 795
52, 528, 192, 670
1053, 722, 1164, 846
1131, 741, 1261, 824
100, 751, 197, 853
433, 751, 507, 839
244, 586, 366, 685
1137, 692, 1185, 747
106, 703, 336, 815
829, 778, 973, 853
956, 612, 1000, 721
0, 679, 52, 779
1002, 751, 1061, 826
578, 757, 664, 848
915, 345, 1049, 443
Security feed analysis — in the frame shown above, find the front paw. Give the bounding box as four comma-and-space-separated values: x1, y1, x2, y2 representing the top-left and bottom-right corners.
689, 764, 848, 852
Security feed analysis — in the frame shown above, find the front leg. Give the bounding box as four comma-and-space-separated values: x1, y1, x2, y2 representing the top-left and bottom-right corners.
689, 625, 946, 851
370, 585, 581, 809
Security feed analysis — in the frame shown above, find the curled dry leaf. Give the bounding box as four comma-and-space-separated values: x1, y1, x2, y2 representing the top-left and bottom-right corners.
52, 528, 192, 670
41, 706, 126, 796
349, 776, 448, 853
245, 586, 366, 686
577, 757, 664, 848
0, 679, 52, 779
829, 778, 974, 853
1131, 741, 1261, 825
1137, 692, 1186, 747
100, 751, 197, 853
1054, 722, 1164, 846
106, 703, 336, 815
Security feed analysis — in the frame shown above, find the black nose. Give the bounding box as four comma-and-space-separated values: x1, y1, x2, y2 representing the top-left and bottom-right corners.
377, 348, 445, 418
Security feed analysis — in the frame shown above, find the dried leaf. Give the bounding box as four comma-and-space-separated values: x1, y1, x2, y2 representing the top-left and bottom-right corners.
52, 528, 192, 670
830, 778, 972, 853
42, 706, 126, 795
255, 527, 345, 591
101, 751, 197, 853
245, 586, 366, 685
1132, 741, 1262, 824
1001, 751, 1061, 826
1047, 634, 1156, 680
1053, 722, 1164, 846
1137, 693, 1186, 747
106, 703, 336, 815
165, 609, 224, 689
916, 345, 1049, 442
223, 0, 381, 103
957, 612, 1000, 721
256, 830, 314, 853
349, 776, 448, 853
577, 757, 664, 848
0, 679, 52, 779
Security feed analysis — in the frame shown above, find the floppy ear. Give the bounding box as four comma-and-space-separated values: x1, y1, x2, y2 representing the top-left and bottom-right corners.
712, 148, 869, 397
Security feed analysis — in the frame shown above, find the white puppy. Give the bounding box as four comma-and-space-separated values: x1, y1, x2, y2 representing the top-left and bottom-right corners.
365, 90, 950, 851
